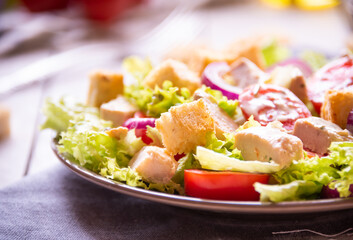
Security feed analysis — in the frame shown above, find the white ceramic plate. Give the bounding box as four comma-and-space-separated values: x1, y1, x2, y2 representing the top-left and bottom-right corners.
52, 140, 353, 214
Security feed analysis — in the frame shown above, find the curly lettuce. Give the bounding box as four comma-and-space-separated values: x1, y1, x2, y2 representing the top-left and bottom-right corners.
203, 87, 239, 117
261, 39, 290, 67
42, 97, 182, 194
124, 80, 191, 117
256, 142, 353, 201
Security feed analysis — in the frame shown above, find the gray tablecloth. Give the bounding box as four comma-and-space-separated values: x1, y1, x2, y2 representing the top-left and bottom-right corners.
1, 164, 353, 240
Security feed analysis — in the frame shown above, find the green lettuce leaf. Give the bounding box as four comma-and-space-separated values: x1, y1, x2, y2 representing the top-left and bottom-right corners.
124, 80, 191, 117
41, 96, 102, 132
203, 87, 239, 117
254, 180, 321, 202
122, 56, 153, 81
261, 40, 290, 67
172, 153, 201, 185
196, 146, 281, 173
265, 142, 353, 200
43, 96, 182, 194
205, 132, 242, 158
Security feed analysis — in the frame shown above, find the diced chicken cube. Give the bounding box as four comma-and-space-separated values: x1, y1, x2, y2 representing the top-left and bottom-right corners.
129, 146, 177, 184
0, 105, 10, 140
87, 71, 124, 107
143, 59, 201, 93
234, 126, 303, 168
156, 99, 215, 155
229, 58, 268, 88
105, 127, 128, 140
268, 66, 308, 103
321, 89, 353, 129
293, 117, 353, 155
100, 96, 137, 127
193, 90, 238, 139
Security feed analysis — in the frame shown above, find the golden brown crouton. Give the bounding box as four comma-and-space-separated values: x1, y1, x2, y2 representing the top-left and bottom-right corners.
0, 105, 10, 140
105, 127, 128, 140
100, 96, 137, 127
225, 38, 265, 69
321, 89, 353, 129
186, 48, 233, 76
143, 59, 201, 93
156, 99, 215, 155
87, 71, 124, 107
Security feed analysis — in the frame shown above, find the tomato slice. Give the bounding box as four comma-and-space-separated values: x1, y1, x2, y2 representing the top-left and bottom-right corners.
184, 170, 269, 201
239, 84, 311, 130
308, 55, 353, 114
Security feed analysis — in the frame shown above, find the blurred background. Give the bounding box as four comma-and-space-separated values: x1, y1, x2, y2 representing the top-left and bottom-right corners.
0, 0, 351, 187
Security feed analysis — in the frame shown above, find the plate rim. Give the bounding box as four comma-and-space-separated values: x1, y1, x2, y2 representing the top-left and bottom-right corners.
52, 140, 353, 214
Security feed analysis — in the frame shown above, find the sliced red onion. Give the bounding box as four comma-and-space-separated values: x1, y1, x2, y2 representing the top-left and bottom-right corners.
320, 183, 353, 199
201, 62, 242, 100
268, 58, 313, 77
347, 108, 353, 135
122, 118, 156, 130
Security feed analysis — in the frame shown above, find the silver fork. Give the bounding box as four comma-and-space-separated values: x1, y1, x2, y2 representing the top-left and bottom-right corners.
0, 0, 207, 98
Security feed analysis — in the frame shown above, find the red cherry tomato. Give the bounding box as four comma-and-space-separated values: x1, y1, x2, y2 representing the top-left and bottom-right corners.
21, 0, 69, 12
184, 170, 269, 201
239, 84, 311, 130
80, 0, 130, 22
308, 55, 353, 114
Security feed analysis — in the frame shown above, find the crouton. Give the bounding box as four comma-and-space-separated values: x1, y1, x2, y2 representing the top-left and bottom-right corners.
100, 96, 137, 127
225, 38, 265, 69
193, 90, 238, 139
156, 99, 215, 155
0, 105, 10, 140
87, 71, 124, 107
129, 146, 177, 184
143, 59, 201, 93
105, 127, 128, 140
321, 89, 353, 129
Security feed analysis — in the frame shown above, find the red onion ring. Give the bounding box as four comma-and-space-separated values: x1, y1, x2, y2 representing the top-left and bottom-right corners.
201, 62, 242, 100
123, 118, 156, 130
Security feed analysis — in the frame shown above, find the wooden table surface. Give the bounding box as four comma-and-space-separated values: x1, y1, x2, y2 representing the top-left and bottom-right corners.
0, 0, 351, 189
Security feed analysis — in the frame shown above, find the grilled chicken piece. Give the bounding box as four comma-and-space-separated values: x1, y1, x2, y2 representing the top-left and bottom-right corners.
100, 96, 137, 127
129, 146, 177, 184
268, 66, 309, 103
229, 58, 267, 88
293, 117, 353, 155
193, 89, 238, 139
234, 126, 303, 168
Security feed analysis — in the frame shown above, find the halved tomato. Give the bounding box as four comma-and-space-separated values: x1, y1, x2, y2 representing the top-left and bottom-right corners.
239, 84, 311, 130
184, 169, 269, 201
